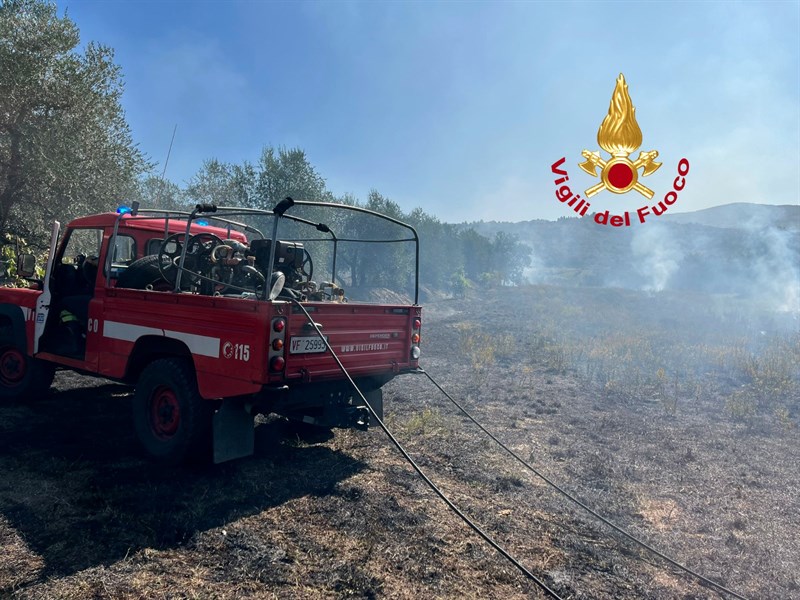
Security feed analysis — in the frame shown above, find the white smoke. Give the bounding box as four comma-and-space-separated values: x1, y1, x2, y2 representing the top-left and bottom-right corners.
630, 223, 684, 292
522, 242, 546, 284
748, 225, 800, 314
628, 214, 799, 315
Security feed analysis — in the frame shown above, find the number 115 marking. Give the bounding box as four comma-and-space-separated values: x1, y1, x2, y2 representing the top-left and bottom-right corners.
233, 343, 250, 361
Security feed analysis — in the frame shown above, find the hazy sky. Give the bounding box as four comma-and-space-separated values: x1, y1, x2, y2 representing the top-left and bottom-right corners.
60, 0, 799, 222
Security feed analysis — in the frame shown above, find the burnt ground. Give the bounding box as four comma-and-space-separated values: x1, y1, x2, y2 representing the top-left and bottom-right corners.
1, 285, 798, 599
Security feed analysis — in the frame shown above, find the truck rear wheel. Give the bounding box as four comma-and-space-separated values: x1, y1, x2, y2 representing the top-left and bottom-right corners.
133, 358, 212, 464
0, 344, 56, 401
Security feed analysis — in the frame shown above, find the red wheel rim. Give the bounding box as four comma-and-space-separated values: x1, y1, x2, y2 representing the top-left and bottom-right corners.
0, 348, 26, 387
149, 385, 181, 439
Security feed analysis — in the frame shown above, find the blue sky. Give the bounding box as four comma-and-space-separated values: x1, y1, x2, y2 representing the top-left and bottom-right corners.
60, 0, 799, 222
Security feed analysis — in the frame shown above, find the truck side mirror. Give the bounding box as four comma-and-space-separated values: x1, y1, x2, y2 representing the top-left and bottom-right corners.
16, 253, 36, 278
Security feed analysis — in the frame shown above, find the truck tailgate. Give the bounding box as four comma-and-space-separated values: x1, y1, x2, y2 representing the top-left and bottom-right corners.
284, 302, 420, 381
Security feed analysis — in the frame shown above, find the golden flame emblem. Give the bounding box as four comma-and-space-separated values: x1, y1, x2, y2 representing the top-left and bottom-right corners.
579, 74, 661, 198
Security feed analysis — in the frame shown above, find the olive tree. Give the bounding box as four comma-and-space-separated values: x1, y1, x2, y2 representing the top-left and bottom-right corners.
0, 0, 149, 246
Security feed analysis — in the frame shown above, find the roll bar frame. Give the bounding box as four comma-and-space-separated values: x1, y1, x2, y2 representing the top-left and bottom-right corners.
107, 198, 420, 305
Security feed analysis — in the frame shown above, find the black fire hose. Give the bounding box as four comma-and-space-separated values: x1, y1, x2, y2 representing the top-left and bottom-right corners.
290, 299, 563, 600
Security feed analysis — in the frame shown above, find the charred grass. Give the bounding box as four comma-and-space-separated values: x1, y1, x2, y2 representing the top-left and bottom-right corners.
1, 285, 798, 598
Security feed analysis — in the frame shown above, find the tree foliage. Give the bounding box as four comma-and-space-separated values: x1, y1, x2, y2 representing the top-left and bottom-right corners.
182, 147, 535, 294
131, 175, 187, 212
0, 0, 149, 245
170, 145, 531, 295
185, 147, 330, 211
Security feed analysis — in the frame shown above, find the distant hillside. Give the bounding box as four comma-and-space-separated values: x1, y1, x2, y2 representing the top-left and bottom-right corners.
456, 203, 799, 311
661, 203, 800, 230
462, 203, 799, 235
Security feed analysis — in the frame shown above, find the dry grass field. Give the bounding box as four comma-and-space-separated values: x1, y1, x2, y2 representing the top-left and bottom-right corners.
1, 285, 798, 599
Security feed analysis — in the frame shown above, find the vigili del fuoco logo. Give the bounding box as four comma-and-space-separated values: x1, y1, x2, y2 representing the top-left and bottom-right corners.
551, 74, 689, 226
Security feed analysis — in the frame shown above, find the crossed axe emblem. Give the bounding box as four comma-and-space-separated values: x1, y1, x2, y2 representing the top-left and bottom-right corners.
579, 150, 662, 199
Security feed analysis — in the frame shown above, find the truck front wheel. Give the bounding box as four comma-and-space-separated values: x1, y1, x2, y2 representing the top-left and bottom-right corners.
133, 358, 212, 464
0, 344, 56, 401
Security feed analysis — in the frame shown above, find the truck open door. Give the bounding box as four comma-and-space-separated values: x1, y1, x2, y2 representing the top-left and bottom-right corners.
34, 221, 60, 354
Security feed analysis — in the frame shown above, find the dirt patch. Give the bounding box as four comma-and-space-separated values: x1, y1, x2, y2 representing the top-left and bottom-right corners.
637, 497, 680, 532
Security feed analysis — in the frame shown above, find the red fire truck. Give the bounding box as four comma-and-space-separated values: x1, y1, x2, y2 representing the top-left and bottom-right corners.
0, 199, 422, 463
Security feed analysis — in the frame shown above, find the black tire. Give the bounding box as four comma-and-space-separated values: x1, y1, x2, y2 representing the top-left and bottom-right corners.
0, 343, 55, 401
116, 255, 174, 291
133, 357, 213, 464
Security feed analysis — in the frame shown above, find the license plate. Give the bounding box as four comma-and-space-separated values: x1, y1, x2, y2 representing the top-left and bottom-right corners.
289, 335, 329, 354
